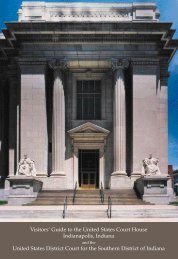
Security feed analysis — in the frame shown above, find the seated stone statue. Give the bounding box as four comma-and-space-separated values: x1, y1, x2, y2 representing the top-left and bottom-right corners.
142, 154, 161, 176
16, 154, 36, 176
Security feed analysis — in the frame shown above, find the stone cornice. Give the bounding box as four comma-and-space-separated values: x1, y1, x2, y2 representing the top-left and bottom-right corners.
111, 59, 129, 71
2, 22, 177, 64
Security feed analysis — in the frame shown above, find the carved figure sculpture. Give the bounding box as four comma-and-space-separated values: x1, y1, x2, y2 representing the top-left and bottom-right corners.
142, 154, 161, 176
16, 155, 36, 176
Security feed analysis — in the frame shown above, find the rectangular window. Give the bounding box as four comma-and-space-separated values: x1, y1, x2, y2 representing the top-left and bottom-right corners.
77, 80, 101, 120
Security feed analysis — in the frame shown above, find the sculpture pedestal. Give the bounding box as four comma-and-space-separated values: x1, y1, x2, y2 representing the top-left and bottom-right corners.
6, 176, 43, 205
135, 175, 170, 204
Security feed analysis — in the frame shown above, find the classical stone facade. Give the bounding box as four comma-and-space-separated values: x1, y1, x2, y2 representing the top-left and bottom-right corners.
0, 2, 177, 191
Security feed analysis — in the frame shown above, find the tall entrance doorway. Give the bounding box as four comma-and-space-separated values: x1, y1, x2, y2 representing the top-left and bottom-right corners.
79, 150, 99, 189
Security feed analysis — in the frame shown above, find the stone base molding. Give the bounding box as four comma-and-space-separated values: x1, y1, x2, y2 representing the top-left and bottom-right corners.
37, 176, 67, 190
110, 175, 133, 189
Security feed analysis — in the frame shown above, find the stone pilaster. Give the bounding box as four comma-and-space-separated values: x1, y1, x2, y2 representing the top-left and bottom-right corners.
159, 59, 173, 197
158, 58, 169, 175
112, 59, 129, 176
0, 78, 6, 178
131, 59, 160, 178
19, 59, 48, 176
8, 68, 17, 176
50, 60, 67, 176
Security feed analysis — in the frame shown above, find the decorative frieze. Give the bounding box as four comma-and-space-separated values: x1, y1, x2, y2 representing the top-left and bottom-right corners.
18, 2, 159, 22
50, 10, 130, 19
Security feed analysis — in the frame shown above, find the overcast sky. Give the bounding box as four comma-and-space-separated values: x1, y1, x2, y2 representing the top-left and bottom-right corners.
0, 0, 178, 169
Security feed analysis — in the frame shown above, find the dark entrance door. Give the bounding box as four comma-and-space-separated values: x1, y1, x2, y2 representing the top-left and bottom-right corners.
79, 150, 99, 189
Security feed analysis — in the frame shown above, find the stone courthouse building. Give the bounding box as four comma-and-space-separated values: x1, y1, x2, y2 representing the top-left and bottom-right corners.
0, 2, 177, 191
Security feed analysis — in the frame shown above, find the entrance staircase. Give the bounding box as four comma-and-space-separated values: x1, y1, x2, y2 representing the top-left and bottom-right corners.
23, 189, 157, 219
27, 189, 150, 206
27, 188, 150, 218
1, 189, 178, 219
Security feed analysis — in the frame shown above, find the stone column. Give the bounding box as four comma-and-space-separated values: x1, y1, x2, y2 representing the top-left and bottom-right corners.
99, 146, 105, 188
112, 59, 128, 176
50, 60, 67, 176
110, 59, 130, 189
73, 146, 79, 188
19, 60, 48, 176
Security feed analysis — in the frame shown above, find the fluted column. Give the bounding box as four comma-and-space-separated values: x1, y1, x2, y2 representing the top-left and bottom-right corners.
112, 59, 129, 176
50, 60, 67, 176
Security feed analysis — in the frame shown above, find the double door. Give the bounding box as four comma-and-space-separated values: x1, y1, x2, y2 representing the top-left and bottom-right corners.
79, 150, 99, 189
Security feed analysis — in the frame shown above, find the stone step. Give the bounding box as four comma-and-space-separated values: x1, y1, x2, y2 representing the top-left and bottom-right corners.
0, 210, 64, 219
29, 200, 148, 205
66, 207, 178, 219
27, 202, 73, 206
104, 190, 136, 193
66, 211, 107, 219
0, 205, 178, 219
30, 198, 73, 201
104, 195, 139, 198
32, 197, 143, 201
28, 188, 145, 206
38, 193, 73, 197
111, 211, 178, 218
38, 197, 142, 201
104, 193, 140, 198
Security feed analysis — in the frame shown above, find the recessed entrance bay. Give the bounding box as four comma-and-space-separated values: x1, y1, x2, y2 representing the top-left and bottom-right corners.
79, 150, 99, 189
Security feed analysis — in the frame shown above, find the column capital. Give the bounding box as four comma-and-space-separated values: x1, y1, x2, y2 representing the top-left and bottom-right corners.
111, 58, 129, 71
49, 59, 68, 70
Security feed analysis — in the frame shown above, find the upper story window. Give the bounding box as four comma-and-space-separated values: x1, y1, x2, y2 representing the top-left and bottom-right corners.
77, 80, 101, 120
